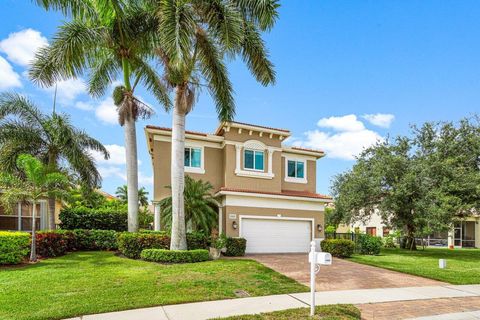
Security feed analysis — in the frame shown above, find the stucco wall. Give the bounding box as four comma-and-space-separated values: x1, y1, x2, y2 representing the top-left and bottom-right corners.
280, 157, 317, 193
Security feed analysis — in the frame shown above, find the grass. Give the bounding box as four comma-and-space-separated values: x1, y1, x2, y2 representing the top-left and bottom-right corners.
349, 247, 480, 284
214, 305, 361, 319
0, 251, 307, 320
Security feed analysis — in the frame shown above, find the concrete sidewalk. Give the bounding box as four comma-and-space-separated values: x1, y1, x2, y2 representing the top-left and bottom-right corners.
66, 285, 480, 320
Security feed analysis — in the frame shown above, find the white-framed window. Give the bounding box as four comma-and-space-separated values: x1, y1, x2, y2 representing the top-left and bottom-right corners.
184, 146, 205, 174
244, 149, 264, 171
284, 158, 307, 183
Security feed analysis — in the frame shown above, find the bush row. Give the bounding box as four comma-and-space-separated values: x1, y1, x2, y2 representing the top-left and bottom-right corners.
59, 207, 127, 231
321, 239, 355, 258
224, 237, 247, 257
0, 231, 30, 264
141, 249, 210, 263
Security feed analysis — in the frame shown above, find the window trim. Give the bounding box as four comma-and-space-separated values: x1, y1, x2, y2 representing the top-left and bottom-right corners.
184, 145, 205, 174
284, 157, 307, 184
243, 149, 265, 172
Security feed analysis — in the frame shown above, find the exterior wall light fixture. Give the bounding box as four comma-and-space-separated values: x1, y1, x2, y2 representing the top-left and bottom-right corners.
317, 224, 323, 232
232, 221, 238, 230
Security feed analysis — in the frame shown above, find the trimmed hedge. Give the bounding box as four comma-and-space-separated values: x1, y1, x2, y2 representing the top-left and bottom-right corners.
321, 239, 355, 258
59, 207, 128, 231
358, 234, 383, 255
36, 229, 118, 258
117, 232, 170, 259
224, 237, 247, 257
0, 231, 30, 264
141, 249, 210, 263
117, 232, 210, 259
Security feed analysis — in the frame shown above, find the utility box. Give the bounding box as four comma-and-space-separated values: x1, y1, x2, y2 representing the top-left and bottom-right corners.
439, 259, 447, 269
309, 252, 332, 265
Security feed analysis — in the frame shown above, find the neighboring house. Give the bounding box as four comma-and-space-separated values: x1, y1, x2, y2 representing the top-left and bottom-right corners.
145, 121, 332, 254
336, 211, 392, 238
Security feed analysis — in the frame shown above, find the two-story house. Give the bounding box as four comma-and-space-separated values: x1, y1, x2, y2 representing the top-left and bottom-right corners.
145, 121, 332, 253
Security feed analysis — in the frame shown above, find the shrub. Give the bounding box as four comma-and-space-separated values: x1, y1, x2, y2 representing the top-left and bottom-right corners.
36, 232, 67, 258
321, 239, 355, 258
0, 231, 30, 264
141, 249, 210, 263
55, 230, 76, 251
383, 234, 397, 248
358, 234, 383, 255
187, 231, 210, 250
117, 232, 170, 259
224, 237, 247, 257
59, 206, 128, 231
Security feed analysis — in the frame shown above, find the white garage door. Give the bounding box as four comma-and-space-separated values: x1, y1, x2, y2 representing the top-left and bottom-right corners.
241, 218, 312, 253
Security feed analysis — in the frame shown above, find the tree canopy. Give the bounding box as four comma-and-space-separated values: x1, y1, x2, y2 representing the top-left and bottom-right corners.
331, 117, 480, 249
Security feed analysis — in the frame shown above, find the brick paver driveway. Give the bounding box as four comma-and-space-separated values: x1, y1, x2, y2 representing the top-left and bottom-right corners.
247, 254, 445, 291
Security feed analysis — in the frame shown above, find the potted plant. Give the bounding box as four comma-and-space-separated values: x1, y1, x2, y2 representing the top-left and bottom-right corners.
209, 230, 227, 260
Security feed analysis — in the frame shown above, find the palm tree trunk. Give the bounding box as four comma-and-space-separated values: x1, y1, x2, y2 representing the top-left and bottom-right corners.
30, 201, 37, 262
124, 117, 139, 232
170, 90, 187, 250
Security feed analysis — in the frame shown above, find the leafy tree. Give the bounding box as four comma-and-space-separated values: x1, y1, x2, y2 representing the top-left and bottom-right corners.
0, 92, 109, 229
30, 1, 171, 232
160, 176, 218, 234
152, 0, 279, 249
66, 185, 113, 208
115, 185, 149, 207
0, 154, 69, 261
331, 117, 480, 250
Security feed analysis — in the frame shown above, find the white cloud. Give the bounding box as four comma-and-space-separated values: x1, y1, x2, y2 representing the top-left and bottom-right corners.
294, 114, 385, 160
0, 56, 22, 89
98, 166, 126, 181
0, 28, 48, 67
45, 78, 87, 104
95, 97, 118, 125
92, 144, 126, 165
138, 172, 153, 186
74, 101, 94, 111
362, 113, 395, 128
317, 114, 365, 132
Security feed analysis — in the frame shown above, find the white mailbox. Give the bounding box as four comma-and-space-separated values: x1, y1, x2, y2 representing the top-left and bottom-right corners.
309, 252, 332, 265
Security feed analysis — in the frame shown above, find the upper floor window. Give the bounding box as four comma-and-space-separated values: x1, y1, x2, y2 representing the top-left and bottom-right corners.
287, 160, 305, 179
185, 147, 201, 168
244, 149, 264, 171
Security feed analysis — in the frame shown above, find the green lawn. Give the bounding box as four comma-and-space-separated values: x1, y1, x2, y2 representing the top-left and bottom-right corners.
215, 305, 361, 319
349, 247, 480, 284
0, 251, 307, 320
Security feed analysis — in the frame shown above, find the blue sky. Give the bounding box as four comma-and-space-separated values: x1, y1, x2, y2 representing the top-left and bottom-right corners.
1, 1, 479, 200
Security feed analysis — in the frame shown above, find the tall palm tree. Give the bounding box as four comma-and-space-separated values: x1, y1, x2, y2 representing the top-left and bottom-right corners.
0, 154, 69, 261
152, 0, 279, 249
0, 92, 109, 229
115, 184, 149, 207
30, 1, 171, 232
160, 176, 218, 233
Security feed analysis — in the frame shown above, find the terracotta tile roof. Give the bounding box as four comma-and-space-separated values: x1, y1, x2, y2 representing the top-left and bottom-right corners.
145, 125, 208, 137
218, 187, 332, 200
221, 121, 291, 133
290, 146, 325, 154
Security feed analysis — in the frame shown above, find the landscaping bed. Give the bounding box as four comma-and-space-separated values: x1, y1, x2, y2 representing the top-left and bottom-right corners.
214, 304, 361, 319
0, 251, 308, 320
349, 247, 480, 284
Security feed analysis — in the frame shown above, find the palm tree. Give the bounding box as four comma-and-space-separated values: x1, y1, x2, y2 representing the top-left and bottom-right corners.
115, 184, 149, 207
0, 154, 69, 261
160, 176, 218, 233
30, 1, 171, 232
152, 0, 279, 249
0, 92, 109, 229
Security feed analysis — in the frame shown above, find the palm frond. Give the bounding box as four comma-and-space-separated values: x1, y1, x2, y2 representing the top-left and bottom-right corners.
29, 20, 106, 87
233, 0, 280, 31
34, 0, 97, 19
87, 50, 120, 98
195, 28, 235, 121
0, 92, 46, 126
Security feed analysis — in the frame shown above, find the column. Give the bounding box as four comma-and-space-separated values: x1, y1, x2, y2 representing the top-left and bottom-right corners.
17, 202, 21, 231
476, 219, 480, 248
235, 144, 242, 173
267, 148, 274, 175
218, 206, 223, 234
154, 203, 161, 231
447, 227, 454, 248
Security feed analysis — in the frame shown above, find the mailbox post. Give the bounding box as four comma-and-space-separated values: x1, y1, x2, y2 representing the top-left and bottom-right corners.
308, 240, 332, 316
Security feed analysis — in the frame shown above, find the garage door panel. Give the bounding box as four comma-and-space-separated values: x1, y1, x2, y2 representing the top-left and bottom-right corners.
241, 218, 311, 253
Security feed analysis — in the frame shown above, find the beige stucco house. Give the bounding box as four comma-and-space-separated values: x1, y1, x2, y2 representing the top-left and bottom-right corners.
145, 121, 332, 253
